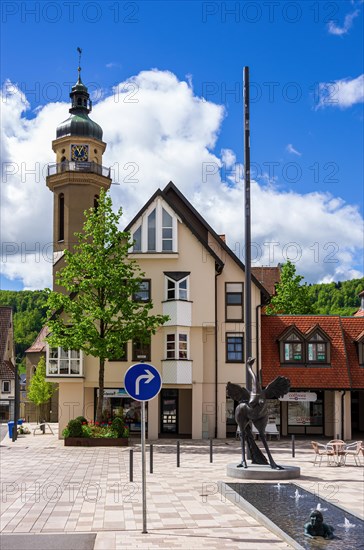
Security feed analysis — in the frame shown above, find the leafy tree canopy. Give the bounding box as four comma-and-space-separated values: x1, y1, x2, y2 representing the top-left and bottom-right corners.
27, 356, 57, 420
46, 189, 168, 422
0, 290, 48, 369
266, 260, 315, 315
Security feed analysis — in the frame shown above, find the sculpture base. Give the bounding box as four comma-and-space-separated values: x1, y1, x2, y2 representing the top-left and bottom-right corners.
226, 463, 300, 480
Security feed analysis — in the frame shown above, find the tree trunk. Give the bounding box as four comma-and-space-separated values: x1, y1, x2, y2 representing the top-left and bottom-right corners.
96, 357, 105, 424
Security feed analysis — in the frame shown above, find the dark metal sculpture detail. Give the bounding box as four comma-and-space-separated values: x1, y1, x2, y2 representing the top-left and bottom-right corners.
304, 510, 335, 539
227, 357, 290, 470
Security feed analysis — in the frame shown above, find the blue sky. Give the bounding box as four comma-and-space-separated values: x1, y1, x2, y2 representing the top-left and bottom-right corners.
1, 0, 363, 290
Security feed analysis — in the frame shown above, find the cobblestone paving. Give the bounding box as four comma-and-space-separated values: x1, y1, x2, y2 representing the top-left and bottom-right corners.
0, 424, 362, 549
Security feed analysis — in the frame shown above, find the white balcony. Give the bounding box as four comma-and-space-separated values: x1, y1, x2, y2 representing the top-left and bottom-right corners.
162, 360, 192, 384
163, 300, 192, 326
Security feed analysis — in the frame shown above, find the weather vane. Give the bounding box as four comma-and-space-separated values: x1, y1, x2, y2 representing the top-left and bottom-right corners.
77, 47, 82, 77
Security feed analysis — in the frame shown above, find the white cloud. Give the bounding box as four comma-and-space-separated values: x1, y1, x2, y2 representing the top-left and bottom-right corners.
327, 9, 360, 35
286, 144, 301, 156
316, 74, 364, 109
106, 62, 122, 69
1, 70, 363, 289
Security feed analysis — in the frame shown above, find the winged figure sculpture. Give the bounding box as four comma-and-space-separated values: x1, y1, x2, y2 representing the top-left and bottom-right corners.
227, 357, 290, 470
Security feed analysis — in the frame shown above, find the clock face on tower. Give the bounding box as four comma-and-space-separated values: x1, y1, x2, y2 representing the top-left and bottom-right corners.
71, 144, 89, 161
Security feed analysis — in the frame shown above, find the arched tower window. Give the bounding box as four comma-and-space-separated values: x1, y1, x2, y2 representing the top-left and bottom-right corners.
94, 195, 99, 211
59, 193, 65, 241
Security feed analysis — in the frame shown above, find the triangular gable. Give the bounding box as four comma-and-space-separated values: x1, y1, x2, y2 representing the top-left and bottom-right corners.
163, 182, 270, 302
305, 324, 332, 342
276, 324, 304, 342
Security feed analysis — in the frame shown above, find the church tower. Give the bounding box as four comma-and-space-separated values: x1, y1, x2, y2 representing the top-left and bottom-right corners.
46, 51, 111, 287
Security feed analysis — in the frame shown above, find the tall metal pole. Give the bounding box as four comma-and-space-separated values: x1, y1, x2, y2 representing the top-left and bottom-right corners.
141, 400, 147, 533
12, 363, 19, 442
243, 66, 252, 392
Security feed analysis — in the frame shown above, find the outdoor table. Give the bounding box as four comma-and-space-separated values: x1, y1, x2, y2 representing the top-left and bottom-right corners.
327, 440, 346, 466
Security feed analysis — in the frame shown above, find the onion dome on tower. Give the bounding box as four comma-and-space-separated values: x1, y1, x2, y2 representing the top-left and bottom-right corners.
56, 54, 103, 141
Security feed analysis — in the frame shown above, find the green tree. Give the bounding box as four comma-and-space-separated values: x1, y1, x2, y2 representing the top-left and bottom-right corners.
266, 260, 315, 315
46, 189, 168, 423
27, 356, 57, 422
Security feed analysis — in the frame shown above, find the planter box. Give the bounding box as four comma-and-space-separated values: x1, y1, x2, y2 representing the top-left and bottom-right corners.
64, 437, 128, 447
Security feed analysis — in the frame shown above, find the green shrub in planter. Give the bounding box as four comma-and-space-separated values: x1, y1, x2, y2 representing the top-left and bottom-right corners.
67, 419, 83, 438
75, 416, 88, 425
112, 416, 125, 438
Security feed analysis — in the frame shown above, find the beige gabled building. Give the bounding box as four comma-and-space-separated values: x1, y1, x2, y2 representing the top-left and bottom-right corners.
42, 69, 270, 439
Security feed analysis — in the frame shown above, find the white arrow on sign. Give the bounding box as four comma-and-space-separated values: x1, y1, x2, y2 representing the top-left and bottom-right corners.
135, 369, 154, 396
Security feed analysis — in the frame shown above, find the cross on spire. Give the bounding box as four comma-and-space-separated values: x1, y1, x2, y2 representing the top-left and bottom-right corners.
77, 47, 82, 80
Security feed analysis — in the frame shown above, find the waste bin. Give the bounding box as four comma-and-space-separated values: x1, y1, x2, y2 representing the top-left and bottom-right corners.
7, 419, 24, 438
7, 421, 14, 438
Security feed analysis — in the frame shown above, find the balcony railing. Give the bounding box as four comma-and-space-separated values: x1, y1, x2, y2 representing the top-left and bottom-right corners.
47, 161, 110, 178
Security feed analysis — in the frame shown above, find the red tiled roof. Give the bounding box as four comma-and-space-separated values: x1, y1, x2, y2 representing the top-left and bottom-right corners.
251, 266, 281, 296
0, 307, 12, 363
25, 325, 49, 353
340, 317, 364, 389
261, 315, 364, 390
0, 360, 15, 379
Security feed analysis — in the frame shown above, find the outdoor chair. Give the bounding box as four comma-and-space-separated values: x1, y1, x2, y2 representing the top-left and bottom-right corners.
344, 441, 363, 466
311, 441, 334, 466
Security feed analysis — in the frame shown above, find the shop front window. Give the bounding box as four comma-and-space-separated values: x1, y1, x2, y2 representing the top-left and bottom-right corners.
287, 394, 323, 434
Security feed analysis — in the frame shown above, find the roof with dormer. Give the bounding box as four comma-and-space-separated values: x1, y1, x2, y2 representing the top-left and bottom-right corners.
261, 314, 364, 390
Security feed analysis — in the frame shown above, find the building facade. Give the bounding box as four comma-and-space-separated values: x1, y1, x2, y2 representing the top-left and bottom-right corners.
41, 69, 270, 439
0, 307, 16, 422
261, 314, 364, 440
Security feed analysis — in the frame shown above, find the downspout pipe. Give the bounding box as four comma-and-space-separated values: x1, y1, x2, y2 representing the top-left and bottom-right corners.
255, 303, 262, 384
215, 264, 223, 439
341, 390, 346, 440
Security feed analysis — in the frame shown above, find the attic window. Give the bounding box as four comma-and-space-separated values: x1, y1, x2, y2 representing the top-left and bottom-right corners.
131, 200, 178, 253
306, 327, 330, 364
279, 328, 304, 363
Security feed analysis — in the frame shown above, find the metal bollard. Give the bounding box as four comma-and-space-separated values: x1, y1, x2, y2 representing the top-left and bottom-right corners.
129, 449, 133, 482
210, 439, 213, 463
150, 443, 153, 474
291, 434, 295, 458
177, 440, 180, 467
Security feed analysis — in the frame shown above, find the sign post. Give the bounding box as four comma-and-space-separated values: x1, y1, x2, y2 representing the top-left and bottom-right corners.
124, 363, 162, 534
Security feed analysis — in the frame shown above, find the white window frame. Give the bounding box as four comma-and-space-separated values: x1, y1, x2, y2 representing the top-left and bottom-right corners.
165, 331, 189, 360
131, 198, 178, 252
165, 275, 189, 301
46, 345, 83, 376
2, 380, 11, 393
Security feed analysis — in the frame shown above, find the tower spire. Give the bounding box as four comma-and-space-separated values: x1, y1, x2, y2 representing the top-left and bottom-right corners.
77, 47, 83, 82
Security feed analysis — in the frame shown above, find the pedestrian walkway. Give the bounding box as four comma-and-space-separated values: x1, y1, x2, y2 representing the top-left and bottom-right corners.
0, 424, 363, 549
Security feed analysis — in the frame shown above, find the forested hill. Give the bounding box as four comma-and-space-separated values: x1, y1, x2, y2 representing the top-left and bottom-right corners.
0, 277, 363, 366
307, 278, 364, 316
0, 290, 48, 367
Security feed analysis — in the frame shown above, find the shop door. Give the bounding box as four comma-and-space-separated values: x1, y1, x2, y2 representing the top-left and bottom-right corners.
161, 389, 178, 434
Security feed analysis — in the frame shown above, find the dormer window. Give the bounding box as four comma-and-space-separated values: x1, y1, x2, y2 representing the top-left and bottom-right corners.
278, 327, 304, 363
356, 331, 364, 366
306, 327, 330, 364
131, 199, 178, 253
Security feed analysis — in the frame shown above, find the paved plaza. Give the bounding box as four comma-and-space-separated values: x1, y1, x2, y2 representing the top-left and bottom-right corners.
0, 424, 363, 549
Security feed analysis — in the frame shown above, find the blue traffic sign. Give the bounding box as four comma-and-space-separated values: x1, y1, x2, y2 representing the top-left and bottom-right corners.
124, 363, 162, 402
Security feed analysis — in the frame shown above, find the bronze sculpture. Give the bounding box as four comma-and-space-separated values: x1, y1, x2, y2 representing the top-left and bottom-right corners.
304, 510, 335, 539
227, 357, 290, 469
